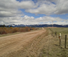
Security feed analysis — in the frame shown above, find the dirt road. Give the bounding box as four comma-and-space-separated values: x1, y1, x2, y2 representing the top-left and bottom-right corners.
0, 29, 46, 57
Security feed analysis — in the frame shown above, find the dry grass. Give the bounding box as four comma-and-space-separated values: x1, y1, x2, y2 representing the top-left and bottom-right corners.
48, 27, 68, 57
0, 27, 36, 35
1, 27, 68, 57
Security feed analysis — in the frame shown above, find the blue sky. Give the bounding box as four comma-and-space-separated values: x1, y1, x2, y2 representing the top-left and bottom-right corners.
20, 9, 46, 18
50, 14, 68, 19
0, 0, 68, 25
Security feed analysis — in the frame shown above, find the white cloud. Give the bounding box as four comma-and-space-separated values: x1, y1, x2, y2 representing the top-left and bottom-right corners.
0, 0, 23, 17
0, 0, 36, 17
55, 0, 68, 14
25, 0, 68, 15
26, 3, 56, 15
0, 0, 68, 25
19, 1, 37, 9
0, 15, 67, 25
0, 0, 68, 16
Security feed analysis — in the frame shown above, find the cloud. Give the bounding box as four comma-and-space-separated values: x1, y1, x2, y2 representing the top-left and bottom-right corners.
0, 0, 68, 25
0, 10, 23, 17
25, 0, 68, 15
0, 15, 67, 25
55, 0, 68, 14
19, 1, 37, 9
0, 0, 68, 16
25, 0, 56, 15
0, 0, 23, 17
0, 0, 37, 17
26, 3, 56, 15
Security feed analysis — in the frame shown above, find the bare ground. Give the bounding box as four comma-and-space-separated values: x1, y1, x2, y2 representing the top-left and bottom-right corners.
0, 29, 46, 57
1, 28, 67, 57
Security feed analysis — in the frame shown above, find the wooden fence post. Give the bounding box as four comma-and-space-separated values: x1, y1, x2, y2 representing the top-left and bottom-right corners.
55, 32, 57, 37
59, 36, 61, 46
65, 35, 67, 48
59, 33, 61, 46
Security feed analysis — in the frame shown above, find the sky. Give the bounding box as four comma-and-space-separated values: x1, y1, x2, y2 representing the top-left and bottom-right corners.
0, 0, 68, 25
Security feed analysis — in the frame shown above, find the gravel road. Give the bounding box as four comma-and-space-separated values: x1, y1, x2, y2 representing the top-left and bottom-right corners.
0, 29, 45, 57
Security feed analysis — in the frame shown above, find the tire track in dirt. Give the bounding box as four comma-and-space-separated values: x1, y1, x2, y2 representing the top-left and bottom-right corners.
0, 29, 46, 57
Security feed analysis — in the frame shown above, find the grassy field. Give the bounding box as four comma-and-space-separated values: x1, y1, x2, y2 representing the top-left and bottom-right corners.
50, 27, 68, 49
48, 27, 68, 57
50, 27, 68, 34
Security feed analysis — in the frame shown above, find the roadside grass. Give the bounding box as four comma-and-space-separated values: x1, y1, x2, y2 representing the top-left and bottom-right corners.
0, 27, 37, 37
1, 27, 68, 57
0, 32, 22, 37
33, 27, 68, 57
47, 27, 68, 57
0, 29, 39, 37
49, 27, 68, 48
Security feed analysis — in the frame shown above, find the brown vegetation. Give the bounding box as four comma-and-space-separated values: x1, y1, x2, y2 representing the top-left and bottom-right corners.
0, 27, 36, 34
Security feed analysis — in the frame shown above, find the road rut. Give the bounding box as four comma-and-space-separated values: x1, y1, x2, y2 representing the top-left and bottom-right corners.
0, 29, 46, 57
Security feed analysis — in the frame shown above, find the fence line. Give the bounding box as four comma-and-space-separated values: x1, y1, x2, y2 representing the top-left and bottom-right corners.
49, 28, 67, 48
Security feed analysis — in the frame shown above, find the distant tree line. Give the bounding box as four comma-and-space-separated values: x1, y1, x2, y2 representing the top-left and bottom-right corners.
0, 25, 12, 27
0, 25, 5, 27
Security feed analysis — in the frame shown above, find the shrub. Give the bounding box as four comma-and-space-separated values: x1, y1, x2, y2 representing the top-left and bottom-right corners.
0, 27, 36, 34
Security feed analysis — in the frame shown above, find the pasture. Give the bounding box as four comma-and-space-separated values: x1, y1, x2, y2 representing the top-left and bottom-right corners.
47, 27, 68, 57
